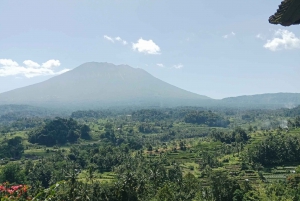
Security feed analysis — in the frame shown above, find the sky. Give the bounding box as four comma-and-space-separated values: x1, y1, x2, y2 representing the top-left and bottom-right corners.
0, 0, 299, 99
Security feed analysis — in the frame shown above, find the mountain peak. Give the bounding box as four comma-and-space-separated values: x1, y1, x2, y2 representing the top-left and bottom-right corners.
0, 62, 210, 109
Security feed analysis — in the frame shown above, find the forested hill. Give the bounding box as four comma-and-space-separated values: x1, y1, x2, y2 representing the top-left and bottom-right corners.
0, 105, 58, 118
220, 93, 300, 108
0, 105, 68, 125
0, 62, 211, 109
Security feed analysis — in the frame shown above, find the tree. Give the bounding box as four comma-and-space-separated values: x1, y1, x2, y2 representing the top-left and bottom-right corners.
295, 116, 300, 127
28, 118, 88, 146
179, 141, 186, 151
80, 125, 91, 140
0, 136, 24, 159
184, 111, 230, 127
182, 172, 201, 200
210, 170, 240, 201
0, 163, 25, 184
168, 163, 182, 184
147, 144, 153, 152
156, 184, 175, 201
242, 191, 260, 201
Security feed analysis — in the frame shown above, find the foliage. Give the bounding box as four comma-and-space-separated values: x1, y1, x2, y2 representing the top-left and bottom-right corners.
0, 137, 24, 159
132, 109, 168, 122
247, 133, 300, 166
0, 163, 25, 184
210, 127, 250, 144
28, 118, 90, 146
184, 111, 230, 127
138, 123, 158, 134
71, 110, 112, 119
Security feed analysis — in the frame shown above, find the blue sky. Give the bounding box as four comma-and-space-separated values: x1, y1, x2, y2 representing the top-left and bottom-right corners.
0, 0, 299, 99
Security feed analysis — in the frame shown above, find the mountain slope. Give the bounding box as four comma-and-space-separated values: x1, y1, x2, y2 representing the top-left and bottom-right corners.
0, 62, 211, 108
221, 93, 300, 108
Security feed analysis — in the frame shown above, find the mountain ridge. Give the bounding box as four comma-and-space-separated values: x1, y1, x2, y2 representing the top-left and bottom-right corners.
220, 92, 300, 108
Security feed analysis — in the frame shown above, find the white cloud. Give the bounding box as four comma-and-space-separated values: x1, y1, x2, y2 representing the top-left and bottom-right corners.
264, 29, 300, 51
23, 60, 40, 68
115, 36, 127, 45
132, 38, 161, 54
42, 59, 60, 68
103, 35, 127, 45
0, 59, 18, 67
157, 63, 164, 67
223, 32, 236, 39
256, 34, 265, 40
104, 35, 114, 43
173, 64, 183, 69
0, 59, 69, 78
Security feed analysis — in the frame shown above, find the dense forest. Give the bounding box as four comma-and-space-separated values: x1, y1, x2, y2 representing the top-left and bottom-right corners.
0, 105, 300, 200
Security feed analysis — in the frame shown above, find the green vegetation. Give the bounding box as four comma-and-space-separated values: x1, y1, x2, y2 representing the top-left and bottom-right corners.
0, 105, 300, 200
0, 136, 24, 159
28, 118, 91, 146
246, 132, 300, 166
184, 110, 230, 127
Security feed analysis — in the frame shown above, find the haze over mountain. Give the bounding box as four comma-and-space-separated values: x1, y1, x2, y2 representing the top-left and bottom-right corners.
221, 93, 300, 109
0, 62, 211, 109
0, 62, 300, 110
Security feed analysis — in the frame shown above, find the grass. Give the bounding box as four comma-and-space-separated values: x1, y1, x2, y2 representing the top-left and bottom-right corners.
77, 170, 116, 183
180, 162, 201, 177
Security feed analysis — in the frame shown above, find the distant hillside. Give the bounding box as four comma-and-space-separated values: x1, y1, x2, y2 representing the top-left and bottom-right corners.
0, 105, 44, 115
0, 62, 211, 109
221, 93, 300, 108
0, 104, 68, 122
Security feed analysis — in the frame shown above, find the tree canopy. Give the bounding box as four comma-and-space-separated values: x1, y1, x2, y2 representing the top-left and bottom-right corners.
28, 118, 91, 146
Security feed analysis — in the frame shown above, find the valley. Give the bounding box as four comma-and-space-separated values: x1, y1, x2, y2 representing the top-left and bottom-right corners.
0, 105, 300, 200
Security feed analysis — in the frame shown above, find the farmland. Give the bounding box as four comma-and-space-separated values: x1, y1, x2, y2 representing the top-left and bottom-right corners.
0, 106, 300, 200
